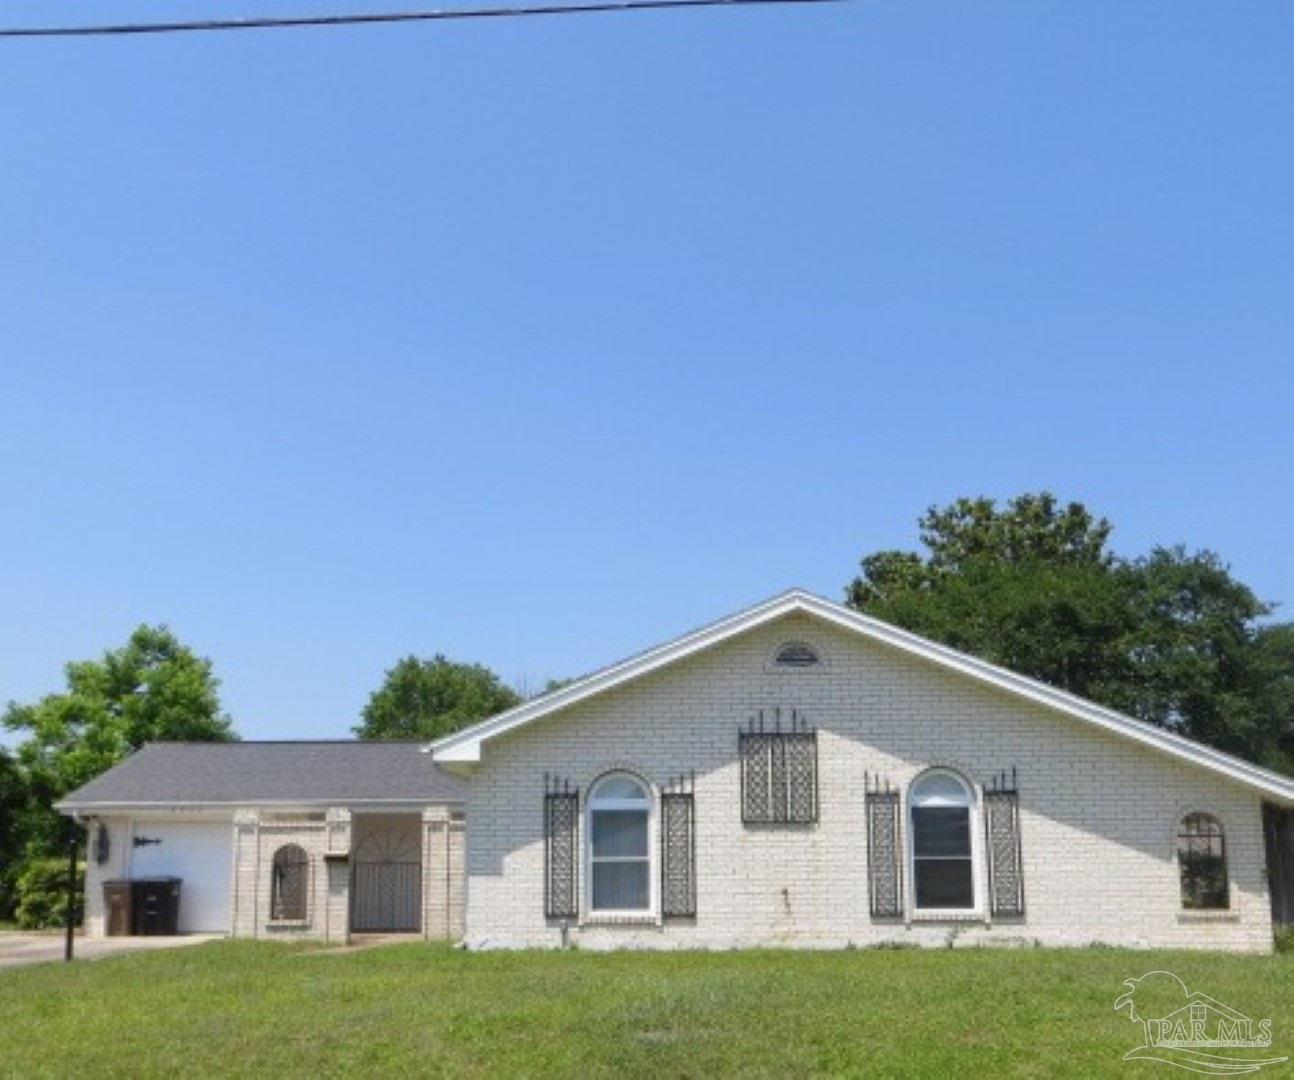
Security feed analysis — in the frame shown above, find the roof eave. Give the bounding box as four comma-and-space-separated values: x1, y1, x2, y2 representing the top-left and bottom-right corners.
429, 589, 1294, 805
55, 795, 465, 814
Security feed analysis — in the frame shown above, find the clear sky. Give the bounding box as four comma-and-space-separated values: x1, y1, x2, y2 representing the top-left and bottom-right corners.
1, 0, 1291, 741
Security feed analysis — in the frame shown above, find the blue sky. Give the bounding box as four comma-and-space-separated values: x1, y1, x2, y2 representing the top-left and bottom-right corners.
1, 1, 1291, 741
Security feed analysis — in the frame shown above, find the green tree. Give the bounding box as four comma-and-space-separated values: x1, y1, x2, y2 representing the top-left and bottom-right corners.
846, 493, 1291, 773
1248, 623, 1294, 773
355, 655, 521, 741
3, 625, 236, 863
0, 748, 30, 918
848, 494, 1134, 704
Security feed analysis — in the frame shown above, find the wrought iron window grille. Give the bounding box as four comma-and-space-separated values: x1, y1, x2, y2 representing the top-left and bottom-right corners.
983, 767, 1025, 918
660, 773, 697, 918
544, 774, 579, 919
739, 708, 818, 825
864, 772, 903, 917
1178, 812, 1228, 911
270, 844, 310, 921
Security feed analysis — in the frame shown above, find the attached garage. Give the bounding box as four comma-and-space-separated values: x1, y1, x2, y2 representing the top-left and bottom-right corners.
128, 821, 233, 934
59, 742, 467, 943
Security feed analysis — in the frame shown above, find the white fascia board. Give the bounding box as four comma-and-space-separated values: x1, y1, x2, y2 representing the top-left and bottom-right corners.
54, 796, 464, 814
430, 589, 1294, 804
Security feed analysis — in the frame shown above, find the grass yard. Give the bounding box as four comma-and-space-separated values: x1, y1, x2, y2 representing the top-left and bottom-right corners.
1, 941, 1289, 1078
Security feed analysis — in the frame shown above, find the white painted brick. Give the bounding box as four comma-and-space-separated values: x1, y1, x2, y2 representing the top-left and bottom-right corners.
463, 613, 1274, 953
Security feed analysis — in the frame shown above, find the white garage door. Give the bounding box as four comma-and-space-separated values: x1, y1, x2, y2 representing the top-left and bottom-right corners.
129, 822, 232, 933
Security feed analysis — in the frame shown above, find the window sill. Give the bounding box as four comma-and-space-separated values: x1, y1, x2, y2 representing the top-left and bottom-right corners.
580, 914, 660, 927
908, 910, 985, 924
267, 918, 311, 929
1177, 910, 1239, 923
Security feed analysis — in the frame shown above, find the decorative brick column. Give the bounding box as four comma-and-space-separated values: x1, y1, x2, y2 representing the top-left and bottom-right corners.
422, 807, 466, 941
323, 807, 352, 944
231, 809, 260, 939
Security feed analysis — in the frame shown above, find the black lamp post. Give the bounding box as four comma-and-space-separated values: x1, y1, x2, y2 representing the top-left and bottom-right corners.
64, 832, 79, 962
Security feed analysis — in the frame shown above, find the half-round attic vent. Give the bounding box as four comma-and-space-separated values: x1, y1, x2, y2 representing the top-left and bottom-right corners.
774, 642, 820, 668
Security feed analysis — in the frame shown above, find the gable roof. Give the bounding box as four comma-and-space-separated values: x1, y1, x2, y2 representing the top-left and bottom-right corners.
58, 741, 465, 811
430, 588, 1294, 804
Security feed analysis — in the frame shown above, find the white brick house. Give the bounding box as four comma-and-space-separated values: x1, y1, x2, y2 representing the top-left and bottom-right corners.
62, 589, 1294, 951
432, 590, 1294, 952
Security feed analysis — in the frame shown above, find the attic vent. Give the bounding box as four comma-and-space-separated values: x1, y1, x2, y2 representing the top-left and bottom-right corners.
774, 642, 819, 668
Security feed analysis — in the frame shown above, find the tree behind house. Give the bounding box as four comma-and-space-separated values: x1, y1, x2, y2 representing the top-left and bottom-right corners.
355, 655, 520, 741
1, 624, 236, 919
847, 493, 1292, 774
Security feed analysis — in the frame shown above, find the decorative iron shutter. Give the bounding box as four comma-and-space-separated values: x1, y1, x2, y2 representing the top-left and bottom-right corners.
865, 775, 903, 917
739, 709, 818, 825
660, 789, 696, 917
783, 732, 818, 824
984, 769, 1024, 917
544, 778, 579, 919
740, 731, 773, 823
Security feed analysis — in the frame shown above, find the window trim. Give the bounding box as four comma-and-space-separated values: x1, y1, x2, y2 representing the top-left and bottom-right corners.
1177, 811, 1230, 912
584, 771, 656, 919
907, 768, 983, 917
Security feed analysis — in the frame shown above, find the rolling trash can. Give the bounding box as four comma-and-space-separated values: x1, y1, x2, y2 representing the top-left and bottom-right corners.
131, 877, 182, 935
102, 880, 133, 937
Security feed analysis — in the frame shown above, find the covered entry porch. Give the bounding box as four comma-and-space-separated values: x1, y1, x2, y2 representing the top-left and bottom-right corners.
347, 807, 466, 940
227, 803, 464, 943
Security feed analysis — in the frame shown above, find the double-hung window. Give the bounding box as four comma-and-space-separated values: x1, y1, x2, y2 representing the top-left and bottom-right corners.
910, 771, 976, 910
588, 774, 651, 913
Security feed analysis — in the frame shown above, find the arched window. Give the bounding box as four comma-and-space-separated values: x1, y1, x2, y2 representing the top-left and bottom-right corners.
910, 771, 976, 910
271, 844, 309, 921
774, 642, 820, 668
587, 773, 651, 913
1179, 813, 1228, 910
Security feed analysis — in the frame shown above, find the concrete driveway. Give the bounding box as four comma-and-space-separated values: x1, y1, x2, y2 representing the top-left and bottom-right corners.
0, 931, 222, 970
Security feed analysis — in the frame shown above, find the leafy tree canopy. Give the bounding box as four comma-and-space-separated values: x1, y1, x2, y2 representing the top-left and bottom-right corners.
3, 624, 236, 859
0, 748, 31, 915
847, 493, 1291, 774
355, 655, 521, 741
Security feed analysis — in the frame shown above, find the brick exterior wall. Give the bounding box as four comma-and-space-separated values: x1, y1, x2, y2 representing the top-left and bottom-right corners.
232, 813, 335, 941
461, 612, 1275, 952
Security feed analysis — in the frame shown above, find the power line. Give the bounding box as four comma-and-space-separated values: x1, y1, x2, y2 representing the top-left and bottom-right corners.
0, 0, 845, 39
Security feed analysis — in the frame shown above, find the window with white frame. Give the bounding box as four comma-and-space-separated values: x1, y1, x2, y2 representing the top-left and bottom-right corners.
588, 773, 651, 913
910, 771, 976, 910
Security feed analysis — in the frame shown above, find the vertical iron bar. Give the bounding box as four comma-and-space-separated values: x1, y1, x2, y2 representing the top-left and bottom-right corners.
64, 833, 78, 962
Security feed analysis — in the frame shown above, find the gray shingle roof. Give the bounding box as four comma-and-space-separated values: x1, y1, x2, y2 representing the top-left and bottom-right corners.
58, 741, 465, 809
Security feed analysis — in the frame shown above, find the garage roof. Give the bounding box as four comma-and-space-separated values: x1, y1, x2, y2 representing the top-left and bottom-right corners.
56, 741, 465, 811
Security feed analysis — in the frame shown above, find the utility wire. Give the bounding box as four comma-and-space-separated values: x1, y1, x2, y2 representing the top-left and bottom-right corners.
0, 0, 844, 38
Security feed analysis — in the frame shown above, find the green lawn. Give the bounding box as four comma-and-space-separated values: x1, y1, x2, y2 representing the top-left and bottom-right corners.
1, 941, 1289, 1077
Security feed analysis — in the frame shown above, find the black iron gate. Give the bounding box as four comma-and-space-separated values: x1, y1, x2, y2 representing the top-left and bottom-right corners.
351, 822, 423, 933
352, 862, 422, 932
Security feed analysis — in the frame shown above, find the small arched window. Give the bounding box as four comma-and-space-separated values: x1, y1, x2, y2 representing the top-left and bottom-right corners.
774, 642, 820, 668
271, 844, 309, 921
587, 773, 651, 913
1178, 813, 1228, 910
910, 771, 976, 910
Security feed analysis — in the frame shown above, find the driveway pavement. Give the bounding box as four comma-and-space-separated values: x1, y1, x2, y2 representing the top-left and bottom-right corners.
0, 931, 222, 970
